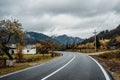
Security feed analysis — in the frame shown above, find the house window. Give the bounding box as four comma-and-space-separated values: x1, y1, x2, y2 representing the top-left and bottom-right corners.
27, 50, 29, 53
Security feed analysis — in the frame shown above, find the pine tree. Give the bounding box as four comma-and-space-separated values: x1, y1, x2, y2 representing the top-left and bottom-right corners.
96, 36, 101, 49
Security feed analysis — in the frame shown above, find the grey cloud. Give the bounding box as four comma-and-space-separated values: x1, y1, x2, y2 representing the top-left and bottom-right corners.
0, 0, 120, 38
1, 0, 119, 17
22, 0, 120, 17
0, 0, 119, 18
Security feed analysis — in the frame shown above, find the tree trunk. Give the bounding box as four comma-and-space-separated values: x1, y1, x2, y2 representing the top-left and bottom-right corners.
2, 44, 13, 60
5, 49, 13, 60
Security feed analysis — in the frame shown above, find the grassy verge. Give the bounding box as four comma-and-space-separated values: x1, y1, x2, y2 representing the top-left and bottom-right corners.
0, 63, 29, 76
76, 49, 96, 53
66, 49, 108, 53
0, 53, 60, 76
91, 50, 120, 80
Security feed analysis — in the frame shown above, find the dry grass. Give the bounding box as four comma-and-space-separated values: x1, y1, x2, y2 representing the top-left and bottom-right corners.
0, 54, 60, 76
0, 63, 29, 75
23, 54, 51, 59
91, 50, 120, 80
19, 54, 52, 62
76, 49, 96, 53
70, 49, 108, 53
98, 50, 120, 59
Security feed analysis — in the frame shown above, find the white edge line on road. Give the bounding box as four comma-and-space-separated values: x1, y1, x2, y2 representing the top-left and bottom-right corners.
89, 56, 111, 80
41, 54, 76, 80
0, 62, 46, 78
0, 55, 62, 78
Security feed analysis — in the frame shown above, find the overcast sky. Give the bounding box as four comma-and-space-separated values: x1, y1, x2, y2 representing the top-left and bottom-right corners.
0, 0, 120, 38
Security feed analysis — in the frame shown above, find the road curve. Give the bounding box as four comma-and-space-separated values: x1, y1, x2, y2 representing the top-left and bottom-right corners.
0, 51, 113, 80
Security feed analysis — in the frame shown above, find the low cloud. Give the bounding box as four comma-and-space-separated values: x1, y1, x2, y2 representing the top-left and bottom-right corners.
0, 0, 120, 38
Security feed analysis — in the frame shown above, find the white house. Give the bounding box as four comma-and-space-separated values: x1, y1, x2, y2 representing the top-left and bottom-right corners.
9, 44, 36, 54
23, 45, 36, 54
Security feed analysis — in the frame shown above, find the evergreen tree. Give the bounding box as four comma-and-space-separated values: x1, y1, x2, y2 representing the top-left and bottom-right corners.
96, 36, 101, 49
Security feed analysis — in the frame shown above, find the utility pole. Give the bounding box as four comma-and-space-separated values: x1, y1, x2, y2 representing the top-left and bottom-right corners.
93, 30, 97, 52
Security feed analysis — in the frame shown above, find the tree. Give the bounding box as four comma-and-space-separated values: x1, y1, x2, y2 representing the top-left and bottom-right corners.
108, 36, 120, 49
42, 39, 61, 51
0, 19, 24, 60
15, 43, 24, 62
36, 39, 61, 55
96, 36, 101, 49
35, 43, 45, 54
100, 39, 110, 50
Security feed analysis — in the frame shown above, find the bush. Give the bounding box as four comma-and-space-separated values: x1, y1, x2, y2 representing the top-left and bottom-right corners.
99, 50, 120, 59
0, 56, 9, 60
15, 54, 52, 63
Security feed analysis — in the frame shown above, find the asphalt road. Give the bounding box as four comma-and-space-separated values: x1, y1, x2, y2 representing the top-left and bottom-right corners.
0, 51, 113, 80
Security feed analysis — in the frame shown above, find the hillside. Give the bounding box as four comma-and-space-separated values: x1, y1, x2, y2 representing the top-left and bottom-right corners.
25, 32, 83, 45
26, 32, 51, 41
25, 32, 55, 44
52, 35, 83, 45
82, 24, 120, 44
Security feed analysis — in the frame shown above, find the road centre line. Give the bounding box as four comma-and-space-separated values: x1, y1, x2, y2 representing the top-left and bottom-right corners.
41, 54, 76, 80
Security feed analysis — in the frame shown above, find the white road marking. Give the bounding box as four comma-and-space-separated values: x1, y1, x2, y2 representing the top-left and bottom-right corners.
0, 62, 46, 78
89, 56, 111, 80
41, 54, 76, 80
0, 55, 63, 78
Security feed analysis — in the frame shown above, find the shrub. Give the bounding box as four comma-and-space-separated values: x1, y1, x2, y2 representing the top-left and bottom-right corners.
99, 50, 120, 59
0, 56, 9, 60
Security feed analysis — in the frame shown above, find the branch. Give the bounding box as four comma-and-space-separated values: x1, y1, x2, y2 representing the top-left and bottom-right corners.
6, 33, 12, 43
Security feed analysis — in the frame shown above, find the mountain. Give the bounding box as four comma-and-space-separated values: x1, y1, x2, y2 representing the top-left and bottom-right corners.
25, 32, 60, 44
25, 32, 53, 44
51, 34, 83, 45
24, 33, 39, 44
26, 32, 51, 41
25, 32, 83, 45
82, 24, 120, 44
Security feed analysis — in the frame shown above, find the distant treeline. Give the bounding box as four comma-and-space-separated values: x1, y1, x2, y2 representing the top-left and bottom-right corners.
82, 24, 120, 44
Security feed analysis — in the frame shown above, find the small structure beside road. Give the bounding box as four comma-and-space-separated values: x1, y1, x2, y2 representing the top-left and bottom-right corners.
9, 44, 36, 55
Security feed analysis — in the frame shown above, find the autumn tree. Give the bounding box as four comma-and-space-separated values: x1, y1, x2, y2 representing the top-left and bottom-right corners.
36, 39, 61, 55
35, 43, 46, 54
0, 19, 24, 60
108, 36, 120, 49
44, 39, 61, 51
100, 39, 110, 50
15, 43, 24, 62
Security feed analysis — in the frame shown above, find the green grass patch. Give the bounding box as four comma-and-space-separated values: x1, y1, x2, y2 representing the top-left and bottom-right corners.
0, 55, 58, 76
23, 53, 51, 59
0, 53, 61, 75
21, 53, 52, 62
0, 55, 9, 59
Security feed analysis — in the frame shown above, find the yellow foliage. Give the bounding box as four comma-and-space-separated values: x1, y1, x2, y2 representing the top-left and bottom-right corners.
115, 36, 120, 42
77, 42, 94, 49
35, 43, 44, 49
100, 39, 110, 49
